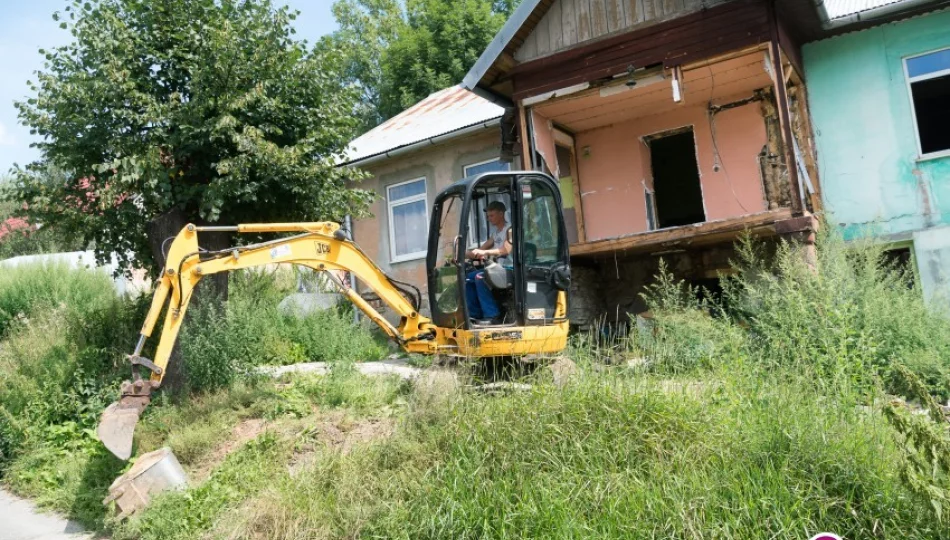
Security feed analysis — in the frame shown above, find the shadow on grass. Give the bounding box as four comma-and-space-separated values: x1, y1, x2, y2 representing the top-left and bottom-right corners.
68, 446, 126, 531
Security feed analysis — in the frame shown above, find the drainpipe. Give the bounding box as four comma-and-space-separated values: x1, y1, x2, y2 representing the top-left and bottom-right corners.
813, 0, 948, 29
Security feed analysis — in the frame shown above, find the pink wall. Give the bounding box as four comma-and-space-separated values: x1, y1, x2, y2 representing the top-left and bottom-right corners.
574, 98, 768, 242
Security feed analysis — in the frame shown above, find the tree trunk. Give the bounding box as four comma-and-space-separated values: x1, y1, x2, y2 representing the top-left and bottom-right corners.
146, 209, 231, 393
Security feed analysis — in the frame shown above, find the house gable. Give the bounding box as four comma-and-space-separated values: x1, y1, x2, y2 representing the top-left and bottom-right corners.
514, 0, 731, 63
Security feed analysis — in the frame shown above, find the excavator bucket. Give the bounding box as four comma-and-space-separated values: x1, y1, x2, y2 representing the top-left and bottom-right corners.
98, 384, 152, 460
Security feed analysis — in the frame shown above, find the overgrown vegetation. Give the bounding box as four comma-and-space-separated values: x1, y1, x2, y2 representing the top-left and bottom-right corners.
0, 263, 388, 530
3, 231, 950, 539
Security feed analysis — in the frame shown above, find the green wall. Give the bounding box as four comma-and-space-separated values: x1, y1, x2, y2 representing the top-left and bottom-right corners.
803, 9, 950, 240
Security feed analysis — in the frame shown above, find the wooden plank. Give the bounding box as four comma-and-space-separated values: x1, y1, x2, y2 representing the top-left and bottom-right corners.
569, 209, 793, 257
509, 0, 763, 75
590, 0, 609, 37
519, 30, 538, 61
549, 1, 564, 52
536, 10, 552, 57
511, 6, 768, 77
568, 145, 587, 243
576, 0, 593, 43
518, 103, 532, 169
606, 0, 626, 34
512, 9, 769, 99
562, 0, 578, 47
642, 0, 657, 21
624, 0, 640, 26
767, 1, 803, 217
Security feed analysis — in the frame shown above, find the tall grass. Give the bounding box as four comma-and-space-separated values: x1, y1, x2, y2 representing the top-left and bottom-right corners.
4, 230, 950, 539
204, 230, 950, 539
179, 268, 387, 392
0, 262, 391, 529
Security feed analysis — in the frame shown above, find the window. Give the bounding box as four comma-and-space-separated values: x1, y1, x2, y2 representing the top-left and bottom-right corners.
464, 158, 510, 178
387, 178, 428, 262
465, 159, 511, 246
904, 48, 950, 157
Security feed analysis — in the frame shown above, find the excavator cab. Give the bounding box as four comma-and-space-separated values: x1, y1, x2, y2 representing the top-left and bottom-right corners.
427, 171, 571, 332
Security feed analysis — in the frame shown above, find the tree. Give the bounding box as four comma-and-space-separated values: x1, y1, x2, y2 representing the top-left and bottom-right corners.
12, 0, 373, 278
323, 0, 404, 130
328, 0, 519, 128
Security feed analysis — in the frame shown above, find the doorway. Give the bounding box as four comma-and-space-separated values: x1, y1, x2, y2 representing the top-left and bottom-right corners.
649, 129, 705, 229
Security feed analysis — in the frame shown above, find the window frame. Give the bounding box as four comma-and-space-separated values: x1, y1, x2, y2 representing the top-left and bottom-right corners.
903, 46, 950, 160
387, 177, 429, 263
463, 157, 510, 178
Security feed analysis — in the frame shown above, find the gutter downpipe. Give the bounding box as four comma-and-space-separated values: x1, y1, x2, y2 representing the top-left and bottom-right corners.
813, 0, 944, 28
344, 117, 502, 169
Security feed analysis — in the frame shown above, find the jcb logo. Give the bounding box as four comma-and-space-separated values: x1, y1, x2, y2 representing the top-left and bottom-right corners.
315, 242, 331, 255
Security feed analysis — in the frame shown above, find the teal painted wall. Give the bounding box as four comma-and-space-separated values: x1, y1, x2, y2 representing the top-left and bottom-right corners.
803, 10, 950, 240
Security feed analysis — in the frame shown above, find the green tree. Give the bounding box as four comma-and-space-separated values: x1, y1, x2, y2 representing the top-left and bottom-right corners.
329, 0, 518, 128
12, 0, 373, 278
323, 0, 405, 130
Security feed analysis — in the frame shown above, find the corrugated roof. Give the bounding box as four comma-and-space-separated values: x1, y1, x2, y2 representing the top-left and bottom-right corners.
343, 85, 504, 166
824, 0, 907, 19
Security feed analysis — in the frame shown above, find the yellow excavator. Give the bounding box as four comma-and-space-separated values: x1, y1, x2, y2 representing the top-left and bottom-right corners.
98, 171, 573, 460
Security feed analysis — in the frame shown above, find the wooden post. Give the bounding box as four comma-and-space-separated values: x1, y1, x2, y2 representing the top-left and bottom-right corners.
518, 102, 533, 169
768, 2, 804, 217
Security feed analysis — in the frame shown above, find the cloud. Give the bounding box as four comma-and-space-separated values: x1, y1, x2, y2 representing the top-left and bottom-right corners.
0, 121, 15, 146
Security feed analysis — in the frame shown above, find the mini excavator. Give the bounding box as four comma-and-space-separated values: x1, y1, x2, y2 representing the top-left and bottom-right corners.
98, 171, 573, 460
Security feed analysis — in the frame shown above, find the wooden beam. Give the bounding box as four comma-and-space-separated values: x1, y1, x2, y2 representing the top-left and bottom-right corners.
569, 144, 587, 243
518, 101, 532, 168
570, 209, 794, 257
767, 1, 804, 216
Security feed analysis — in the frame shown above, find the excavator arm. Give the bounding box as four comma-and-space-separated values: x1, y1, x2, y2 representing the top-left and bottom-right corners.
98, 221, 439, 460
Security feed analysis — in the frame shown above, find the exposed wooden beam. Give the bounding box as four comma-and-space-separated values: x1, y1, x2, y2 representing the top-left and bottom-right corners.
570, 209, 795, 257
767, 1, 804, 216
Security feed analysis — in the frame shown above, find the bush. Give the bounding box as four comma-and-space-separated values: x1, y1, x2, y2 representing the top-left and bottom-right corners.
0, 265, 142, 470
179, 268, 387, 392
0, 263, 118, 336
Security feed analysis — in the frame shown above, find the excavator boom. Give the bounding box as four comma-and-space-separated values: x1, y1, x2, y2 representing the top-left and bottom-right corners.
98, 221, 440, 459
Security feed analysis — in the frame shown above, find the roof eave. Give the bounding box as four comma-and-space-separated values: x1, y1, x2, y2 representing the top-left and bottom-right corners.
341, 117, 502, 169
460, 0, 543, 103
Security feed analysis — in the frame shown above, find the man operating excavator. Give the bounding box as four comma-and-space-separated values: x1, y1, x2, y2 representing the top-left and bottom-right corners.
465, 200, 512, 325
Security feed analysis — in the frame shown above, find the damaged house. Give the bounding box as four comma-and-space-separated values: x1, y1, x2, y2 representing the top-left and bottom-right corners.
461, 0, 824, 326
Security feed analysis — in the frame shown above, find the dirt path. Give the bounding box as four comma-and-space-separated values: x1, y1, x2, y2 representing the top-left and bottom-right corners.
0, 489, 91, 540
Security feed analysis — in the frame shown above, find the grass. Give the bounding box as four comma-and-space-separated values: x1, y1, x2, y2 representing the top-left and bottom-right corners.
3, 230, 950, 539
0, 263, 392, 531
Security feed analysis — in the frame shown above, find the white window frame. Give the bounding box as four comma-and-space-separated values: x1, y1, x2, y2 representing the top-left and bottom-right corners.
903, 46, 950, 160
387, 177, 429, 263
464, 158, 511, 248
463, 157, 510, 178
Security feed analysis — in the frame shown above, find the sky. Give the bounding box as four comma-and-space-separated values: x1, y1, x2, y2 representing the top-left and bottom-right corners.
0, 0, 339, 175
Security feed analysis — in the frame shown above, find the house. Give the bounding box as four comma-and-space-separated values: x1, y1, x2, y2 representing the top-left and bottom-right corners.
342, 85, 524, 313
802, 0, 950, 303
460, 0, 827, 326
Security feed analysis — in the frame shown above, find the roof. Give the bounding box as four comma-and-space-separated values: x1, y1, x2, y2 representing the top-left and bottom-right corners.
461, 0, 544, 103
824, 0, 907, 19
343, 86, 504, 166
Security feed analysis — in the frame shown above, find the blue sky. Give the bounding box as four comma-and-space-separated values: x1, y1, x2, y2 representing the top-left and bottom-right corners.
0, 0, 338, 175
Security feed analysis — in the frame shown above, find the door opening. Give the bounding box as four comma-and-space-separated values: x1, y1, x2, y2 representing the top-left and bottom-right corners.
650, 129, 705, 228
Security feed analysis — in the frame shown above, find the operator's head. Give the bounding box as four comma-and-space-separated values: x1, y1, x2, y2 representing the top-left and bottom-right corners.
486, 201, 507, 227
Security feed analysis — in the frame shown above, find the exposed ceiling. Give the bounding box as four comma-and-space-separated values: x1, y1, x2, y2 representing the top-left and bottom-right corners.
533, 51, 772, 132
